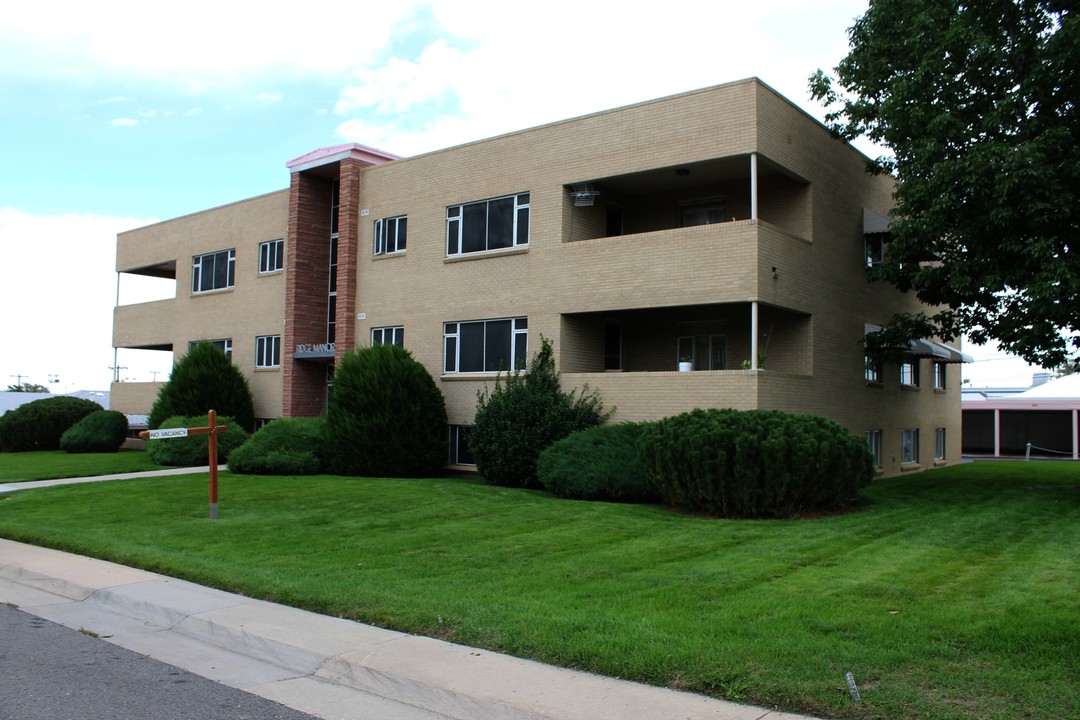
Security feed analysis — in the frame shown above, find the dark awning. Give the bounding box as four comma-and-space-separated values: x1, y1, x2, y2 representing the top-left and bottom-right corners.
864, 324, 972, 363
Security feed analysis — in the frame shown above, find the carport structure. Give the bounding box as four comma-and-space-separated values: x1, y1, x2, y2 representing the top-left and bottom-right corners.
962, 375, 1080, 459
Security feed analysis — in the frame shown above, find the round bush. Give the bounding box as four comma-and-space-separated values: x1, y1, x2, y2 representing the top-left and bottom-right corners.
147, 415, 247, 467
228, 418, 326, 475
637, 408, 874, 518
471, 337, 610, 488
537, 423, 659, 503
149, 341, 256, 432
60, 410, 129, 453
323, 344, 447, 477
0, 396, 104, 452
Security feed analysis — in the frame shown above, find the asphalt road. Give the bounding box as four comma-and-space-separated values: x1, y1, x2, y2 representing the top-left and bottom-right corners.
0, 604, 319, 720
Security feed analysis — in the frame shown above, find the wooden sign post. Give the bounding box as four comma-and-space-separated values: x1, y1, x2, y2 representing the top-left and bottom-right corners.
140, 410, 229, 519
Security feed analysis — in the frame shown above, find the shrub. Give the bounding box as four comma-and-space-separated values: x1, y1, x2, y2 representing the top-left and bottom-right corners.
149, 341, 256, 432
0, 396, 104, 452
470, 337, 611, 488
637, 408, 874, 518
323, 344, 447, 477
537, 423, 659, 503
146, 415, 247, 467
228, 418, 326, 475
60, 410, 129, 453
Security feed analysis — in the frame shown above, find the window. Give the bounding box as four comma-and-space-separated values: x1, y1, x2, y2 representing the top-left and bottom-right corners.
256, 335, 281, 368
371, 326, 404, 347
866, 430, 883, 468
934, 427, 946, 461
444, 317, 527, 373
374, 216, 407, 255
933, 362, 946, 389
190, 338, 232, 361
900, 359, 920, 387
865, 355, 883, 384
680, 199, 726, 227
259, 240, 284, 273
192, 249, 235, 293
865, 234, 885, 267
446, 193, 530, 256
448, 425, 475, 466
254, 418, 275, 430
901, 429, 920, 464
677, 335, 726, 370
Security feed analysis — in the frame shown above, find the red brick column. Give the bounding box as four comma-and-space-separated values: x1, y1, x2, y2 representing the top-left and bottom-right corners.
335, 158, 363, 364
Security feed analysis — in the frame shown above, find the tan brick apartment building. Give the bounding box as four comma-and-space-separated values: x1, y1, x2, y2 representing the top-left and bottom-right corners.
112, 78, 967, 476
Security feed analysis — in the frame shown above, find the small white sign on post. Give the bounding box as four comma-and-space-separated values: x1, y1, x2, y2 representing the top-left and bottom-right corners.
147, 427, 189, 440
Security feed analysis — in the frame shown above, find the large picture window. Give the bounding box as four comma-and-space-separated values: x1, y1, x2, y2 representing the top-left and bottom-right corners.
192, 249, 235, 293
444, 317, 527, 373
446, 193, 530, 256
374, 216, 407, 255
189, 338, 232, 362
259, 240, 284, 273
256, 335, 281, 368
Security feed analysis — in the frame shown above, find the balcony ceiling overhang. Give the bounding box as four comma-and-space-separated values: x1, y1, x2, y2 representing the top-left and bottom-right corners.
581, 154, 800, 196
117, 260, 177, 279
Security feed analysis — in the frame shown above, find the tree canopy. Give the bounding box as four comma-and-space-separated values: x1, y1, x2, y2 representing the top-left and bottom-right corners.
5, 383, 49, 393
810, 1, 1078, 367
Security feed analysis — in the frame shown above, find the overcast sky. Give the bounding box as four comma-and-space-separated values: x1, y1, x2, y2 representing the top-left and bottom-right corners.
0, 0, 1045, 393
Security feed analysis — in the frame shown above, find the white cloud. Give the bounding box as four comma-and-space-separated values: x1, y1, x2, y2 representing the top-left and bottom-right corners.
185, 107, 204, 117
111, 117, 138, 127
256, 92, 283, 103
0, 208, 162, 392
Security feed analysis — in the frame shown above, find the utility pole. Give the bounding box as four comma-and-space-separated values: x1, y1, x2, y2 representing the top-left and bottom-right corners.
9, 373, 27, 387
108, 365, 128, 383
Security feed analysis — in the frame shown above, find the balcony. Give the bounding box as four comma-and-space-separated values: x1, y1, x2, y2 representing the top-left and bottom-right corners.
113, 298, 176, 350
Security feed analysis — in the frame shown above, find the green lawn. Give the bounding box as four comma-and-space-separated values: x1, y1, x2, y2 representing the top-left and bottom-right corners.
0, 450, 164, 482
0, 461, 1076, 720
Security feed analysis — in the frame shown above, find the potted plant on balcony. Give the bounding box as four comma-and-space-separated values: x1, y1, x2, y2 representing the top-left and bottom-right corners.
678, 355, 693, 372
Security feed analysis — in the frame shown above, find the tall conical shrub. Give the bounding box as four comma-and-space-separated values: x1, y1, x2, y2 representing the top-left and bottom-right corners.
149, 341, 256, 432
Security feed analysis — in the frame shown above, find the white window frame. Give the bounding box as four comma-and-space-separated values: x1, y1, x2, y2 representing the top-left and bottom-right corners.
256, 335, 281, 368
866, 234, 885, 268
934, 427, 946, 461
371, 326, 404, 347
901, 428, 920, 465
374, 216, 407, 256
866, 429, 883, 469
446, 193, 530, 256
900, 359, 920, 387
190, 338, 232, 362
865, 355, 883, 384
192, 248, 236, 293
448, 425, 475, 466
258, 239, 284, 274
443, 317, 528, 374
933, 362, 946, 390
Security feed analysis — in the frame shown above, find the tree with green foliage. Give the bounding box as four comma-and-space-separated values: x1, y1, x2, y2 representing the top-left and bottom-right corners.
470, 337, 611, 488
5, 383, 49, 393
148, 341, 256, 432
323, 344, 447, 478
60, 410, 128, 453
810, 1, 1078, 368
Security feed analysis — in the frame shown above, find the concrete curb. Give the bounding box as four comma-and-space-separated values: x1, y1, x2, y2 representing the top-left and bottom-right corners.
0, 538, 815, 720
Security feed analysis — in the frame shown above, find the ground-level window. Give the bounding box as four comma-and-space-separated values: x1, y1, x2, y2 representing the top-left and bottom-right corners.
254, 418, 275, 430
444, 317, 527, 373
866, 429, 883, 469
934, 427, 946, 461
371, 326, 404, 347
933, 362, 946, 389
374, 216, 407, 255
900, 359, 920, 387
259, 239, 284, 273
192, 248, 235, 293
901, 428, 920, 464
448, 425, 475, 466
256, 335, 281, 368
865, 355, 883, 384
446, 193, 530, 256
190, 338, 232, 362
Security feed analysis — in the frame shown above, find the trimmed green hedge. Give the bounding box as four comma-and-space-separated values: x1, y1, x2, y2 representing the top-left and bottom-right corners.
0, 396, 104, 452
323, 345, 447, 478
60, 410, 129, 453
147, 415, 247, 467
537, 423, 659, 503
228, 418, 326, 475
637, 408, 874, 518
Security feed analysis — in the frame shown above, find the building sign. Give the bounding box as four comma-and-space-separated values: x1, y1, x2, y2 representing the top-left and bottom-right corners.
146, 428, 189, 440
294, 342, 336, 359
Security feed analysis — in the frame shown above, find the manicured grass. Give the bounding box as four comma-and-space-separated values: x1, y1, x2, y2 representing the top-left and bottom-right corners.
0, 462, 1077, 720
0, 450, 164, 482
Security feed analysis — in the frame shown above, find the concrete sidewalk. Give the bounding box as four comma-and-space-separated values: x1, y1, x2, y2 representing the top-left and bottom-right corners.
0, 539, 818, 720
0, 466, 223, 493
